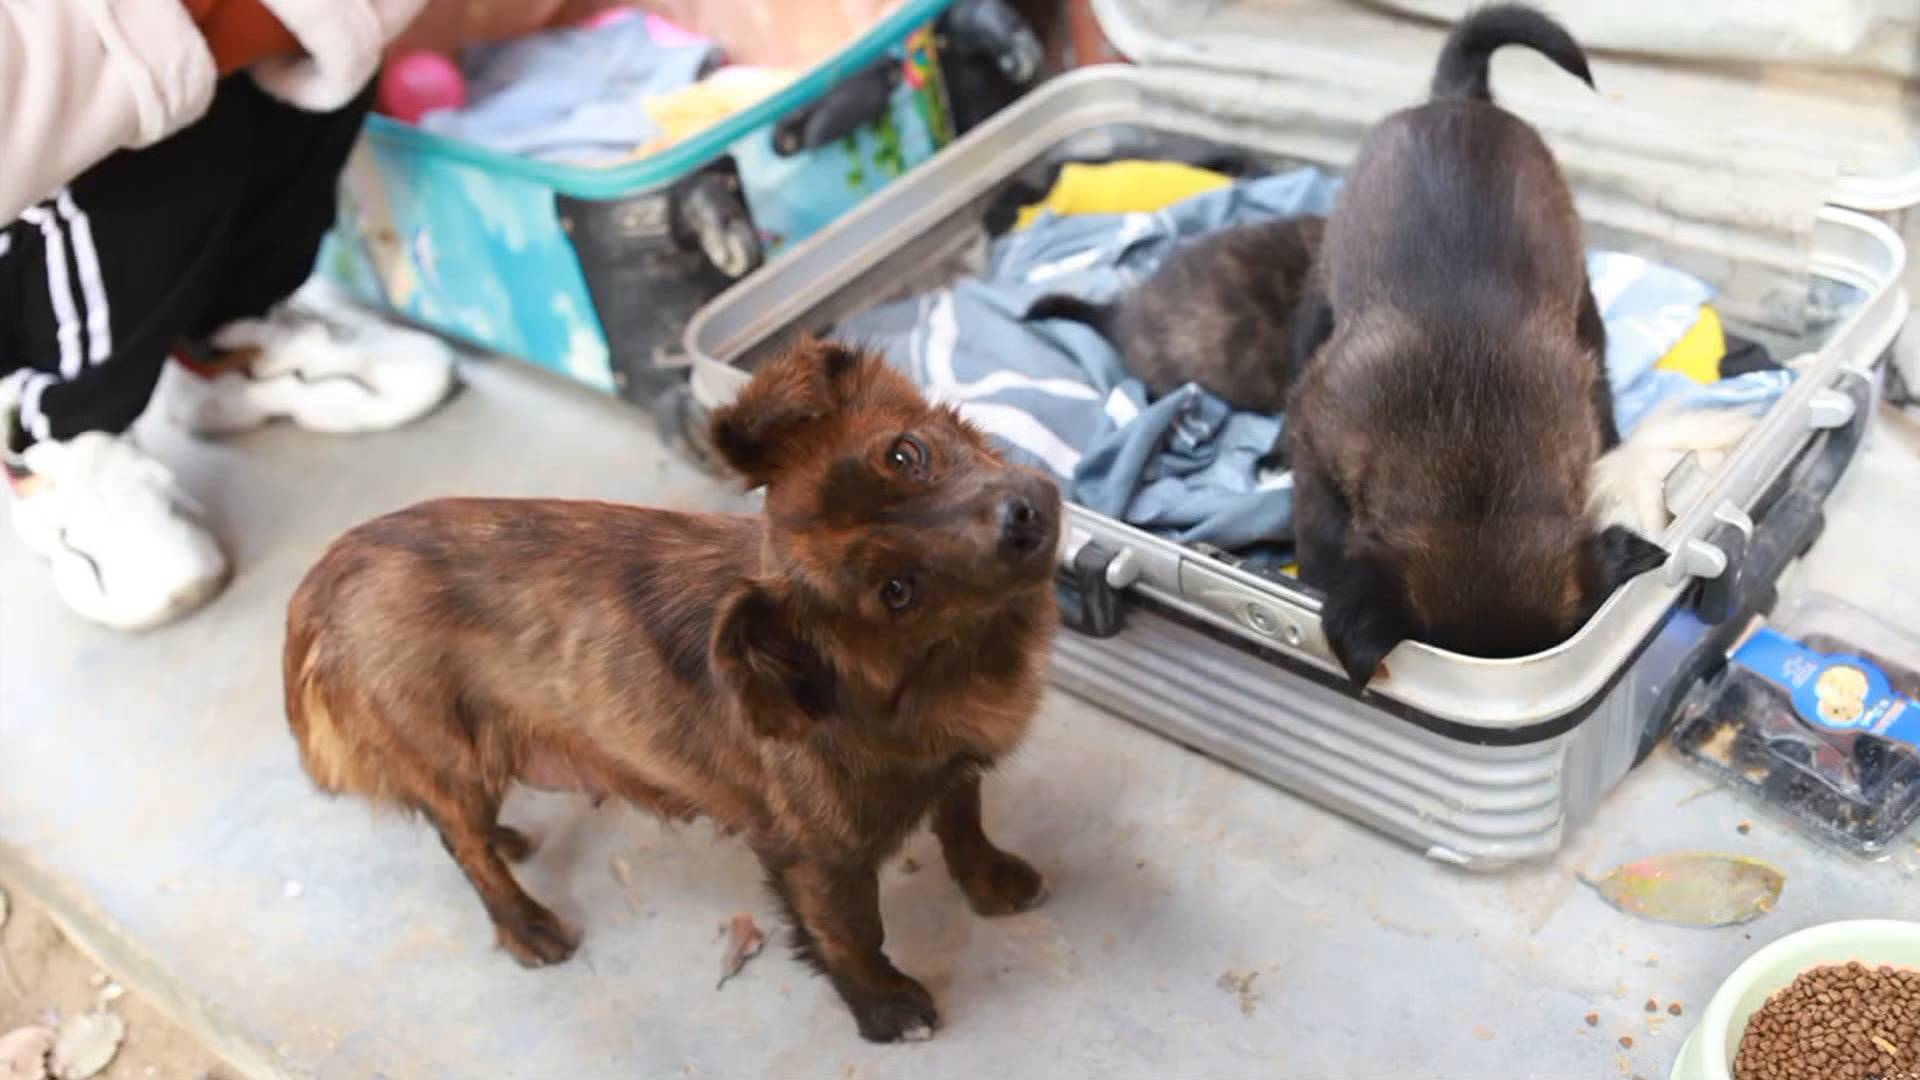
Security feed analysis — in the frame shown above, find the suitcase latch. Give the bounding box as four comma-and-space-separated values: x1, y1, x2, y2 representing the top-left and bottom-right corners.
1667, 536, 1730, 588
1055, 529, 1129, 638
1687, 502, 1752, 622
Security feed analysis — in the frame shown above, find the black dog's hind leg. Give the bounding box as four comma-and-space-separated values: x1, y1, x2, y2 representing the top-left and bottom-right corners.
1577, 280, 1621, 450
1286, 281, 1337, 395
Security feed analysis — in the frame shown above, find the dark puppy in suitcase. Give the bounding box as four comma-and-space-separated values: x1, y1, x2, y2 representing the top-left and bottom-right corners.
283, 338, 1061, 1043
1034, 214, 1327, 413
1286, 3, 1666, 687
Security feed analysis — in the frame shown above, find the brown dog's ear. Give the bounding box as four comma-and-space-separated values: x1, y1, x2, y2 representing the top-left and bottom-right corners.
709, 336, 866, 487
711, 581, 837, 739
1319, 548, 1413, 690
1592, 525, 1668, 595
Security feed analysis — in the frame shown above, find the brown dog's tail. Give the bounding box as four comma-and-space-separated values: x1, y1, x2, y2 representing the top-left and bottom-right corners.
1430, 3, 1593, 103
284, 598, 385, 800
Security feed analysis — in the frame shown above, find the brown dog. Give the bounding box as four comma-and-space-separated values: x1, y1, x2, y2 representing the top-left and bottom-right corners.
283, 338, 1062, 1042
1286, 4, 1666, 686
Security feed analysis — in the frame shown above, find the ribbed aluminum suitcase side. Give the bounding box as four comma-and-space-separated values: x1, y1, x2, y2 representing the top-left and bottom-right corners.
1053, 613, 1642, 868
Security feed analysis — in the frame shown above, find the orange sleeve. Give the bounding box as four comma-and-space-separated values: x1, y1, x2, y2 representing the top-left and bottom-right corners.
188, 0, 303, 75
393, 0, 590, 54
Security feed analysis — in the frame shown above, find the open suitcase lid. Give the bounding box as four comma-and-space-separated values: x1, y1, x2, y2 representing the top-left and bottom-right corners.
1092, 0, 1919, 332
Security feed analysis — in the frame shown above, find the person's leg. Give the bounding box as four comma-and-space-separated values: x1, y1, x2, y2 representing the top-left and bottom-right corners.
3, 72, 451, 629
188, 76, 375, 340
0, 82, 256, 629
160, 76, 456, 436
2, 82, 251, 444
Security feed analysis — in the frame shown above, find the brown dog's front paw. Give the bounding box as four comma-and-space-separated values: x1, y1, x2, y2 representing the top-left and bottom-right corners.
849, 978, 941, 1043
495, 903, 580, 968
956, 851, 1047, 917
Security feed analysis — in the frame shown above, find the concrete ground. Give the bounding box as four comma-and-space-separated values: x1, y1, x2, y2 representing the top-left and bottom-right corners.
2, 348, 1917, 1080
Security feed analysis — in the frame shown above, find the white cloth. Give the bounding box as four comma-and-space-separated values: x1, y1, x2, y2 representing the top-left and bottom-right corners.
252, 0, 429, 112
0, 0, 426, 222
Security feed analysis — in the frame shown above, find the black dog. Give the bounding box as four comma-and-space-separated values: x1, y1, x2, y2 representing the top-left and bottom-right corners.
1034, 215, 1326, 414
1287, 4, 1666, 686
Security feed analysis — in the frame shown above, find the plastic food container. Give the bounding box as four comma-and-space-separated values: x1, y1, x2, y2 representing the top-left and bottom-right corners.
1675, 594, 1920, 855
1670, 918, 1920, 1080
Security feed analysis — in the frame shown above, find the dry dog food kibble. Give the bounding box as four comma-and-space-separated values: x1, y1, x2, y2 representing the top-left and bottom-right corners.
1734, 961, 1920, 1080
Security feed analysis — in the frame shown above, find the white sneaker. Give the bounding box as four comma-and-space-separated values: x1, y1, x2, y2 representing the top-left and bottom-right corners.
157, 280, 456, 437
6, 432, 229, 630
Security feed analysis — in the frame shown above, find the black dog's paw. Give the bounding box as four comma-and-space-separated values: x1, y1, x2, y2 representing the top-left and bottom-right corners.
850, 979, 941, 1043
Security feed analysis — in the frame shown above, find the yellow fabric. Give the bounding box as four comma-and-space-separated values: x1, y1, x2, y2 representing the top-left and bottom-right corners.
1014, 160, 1233, 230
625, 66, 796, 160
1653, 304, 1726, 385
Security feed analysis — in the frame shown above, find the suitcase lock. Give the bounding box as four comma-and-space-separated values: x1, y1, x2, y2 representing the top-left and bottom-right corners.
1687, 370, 1871, 623
1055, 528, 1131, 638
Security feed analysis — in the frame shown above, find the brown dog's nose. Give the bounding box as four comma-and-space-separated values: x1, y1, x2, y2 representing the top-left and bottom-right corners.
998, 494, 1050, 559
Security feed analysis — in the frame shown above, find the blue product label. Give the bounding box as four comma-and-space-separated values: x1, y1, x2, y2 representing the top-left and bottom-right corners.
1733, 628, 1920, 750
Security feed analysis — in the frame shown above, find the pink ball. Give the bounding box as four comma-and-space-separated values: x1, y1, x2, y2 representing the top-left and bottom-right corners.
379, 52, 467, 124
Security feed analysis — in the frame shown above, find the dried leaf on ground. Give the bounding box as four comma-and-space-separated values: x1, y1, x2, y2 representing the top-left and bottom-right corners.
51, 1012, 124, 1080
1216, 970, 1262, 1017
716, 914, 765, 990
610, 857, 642, 916
1584, 851, 1784, 928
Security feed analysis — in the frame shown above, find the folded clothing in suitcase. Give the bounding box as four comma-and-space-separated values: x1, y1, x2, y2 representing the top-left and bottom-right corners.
410, 16, 724, 163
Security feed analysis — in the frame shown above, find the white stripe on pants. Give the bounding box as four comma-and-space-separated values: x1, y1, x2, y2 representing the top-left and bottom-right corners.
56, 190, 112, 365
0, 369, 57, 443
9, 189, 113, 441
17, 202, 83, 379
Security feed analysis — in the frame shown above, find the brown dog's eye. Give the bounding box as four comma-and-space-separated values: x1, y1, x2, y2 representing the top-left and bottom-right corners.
886, 434, 927, 475
880, 575, 916, 612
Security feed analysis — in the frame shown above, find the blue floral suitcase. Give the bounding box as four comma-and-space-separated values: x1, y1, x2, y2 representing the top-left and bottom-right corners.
317, 0, 956, 406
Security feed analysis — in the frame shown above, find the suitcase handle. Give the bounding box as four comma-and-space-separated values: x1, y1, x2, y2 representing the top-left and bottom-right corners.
1691, 364, 1875, 623
771, 58, 902, 156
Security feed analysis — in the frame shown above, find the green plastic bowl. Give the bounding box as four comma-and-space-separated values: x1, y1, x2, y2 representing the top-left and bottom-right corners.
1671, 919, 1920, 1080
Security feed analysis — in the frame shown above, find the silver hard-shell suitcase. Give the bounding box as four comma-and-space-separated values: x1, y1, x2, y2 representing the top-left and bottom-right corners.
679, 0, 1914, 868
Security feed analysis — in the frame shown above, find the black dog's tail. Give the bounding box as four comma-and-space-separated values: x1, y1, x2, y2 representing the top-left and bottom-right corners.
1028, 294, 1115, 336
1430, 3, 1593, 102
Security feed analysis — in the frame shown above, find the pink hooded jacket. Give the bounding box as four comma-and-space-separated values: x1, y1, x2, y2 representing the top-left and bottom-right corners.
0, 0, 428, 222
